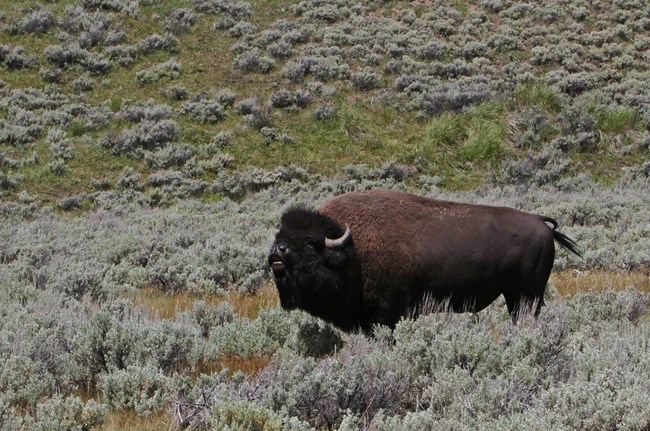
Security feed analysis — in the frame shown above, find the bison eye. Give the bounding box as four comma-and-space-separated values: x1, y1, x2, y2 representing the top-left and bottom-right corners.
305, 238, 324, 251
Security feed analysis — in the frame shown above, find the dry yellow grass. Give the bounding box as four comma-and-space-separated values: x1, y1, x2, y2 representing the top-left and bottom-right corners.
126, 282, 279, 320
101, 411, 172, 431
550, 269, 649, 296
194, 355, 274, 378
128, 272, 649, 323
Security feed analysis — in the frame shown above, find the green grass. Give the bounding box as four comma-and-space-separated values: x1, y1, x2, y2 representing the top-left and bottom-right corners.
457, 119, 508, 161
595, 106, 639, 134
416, 102, 511, 164
514, 83, 561, 112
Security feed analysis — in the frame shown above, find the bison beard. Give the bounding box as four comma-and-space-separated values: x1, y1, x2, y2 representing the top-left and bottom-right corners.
268, 190, 581, 333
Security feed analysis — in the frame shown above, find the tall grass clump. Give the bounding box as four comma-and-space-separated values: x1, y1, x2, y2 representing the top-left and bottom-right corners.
422, 111, 466, 148
457, 119, 508, 161
419, 102, 510, 163
596, 106, 639, 134
514, 84, 561, 112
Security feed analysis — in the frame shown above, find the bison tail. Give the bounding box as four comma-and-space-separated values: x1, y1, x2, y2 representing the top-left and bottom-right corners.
543, 216, 582, 257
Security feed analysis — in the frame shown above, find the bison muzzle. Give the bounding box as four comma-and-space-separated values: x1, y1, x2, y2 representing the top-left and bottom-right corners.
268, 190, 581, 333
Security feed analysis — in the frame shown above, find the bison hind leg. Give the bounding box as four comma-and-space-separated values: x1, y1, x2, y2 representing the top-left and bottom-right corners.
505, 238, 554, 323
504, 292, 544, 324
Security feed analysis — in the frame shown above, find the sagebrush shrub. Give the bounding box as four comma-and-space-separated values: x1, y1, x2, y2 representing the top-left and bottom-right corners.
38, 66, 63, 83
44, 44, 112, 74
57, 194, 86, 211
164, 8, 198, 34
116, 100, 173, 123
0, 45, 35, 69
235, 98, 272, 130
6, 8, 55, 35
135, 60, 181, 85
48, 158, 70, 175
0, 172, 19, 191
144, 144, 193, 169
212, 131, 233, 148
161, 86, 189, 101
313, 104, 336, 120
117, 166, 141, 190
104, 44, 138, 66
351, 68, 380, 91
101, 119, 179, 157
99, 365, 180, 415
269, 90, 304, 109
34, 395, 107, 431
181, 98, 227, 123
137, 33, 179, 54
234, 48, 275, 74
47, 128, 74, 160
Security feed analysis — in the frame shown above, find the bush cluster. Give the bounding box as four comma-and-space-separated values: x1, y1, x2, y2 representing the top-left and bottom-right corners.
47, 128, 74, 161
101, 119, 179, 157
202, 0, 650, 126
44, 43, 112, 75
177, 289, 649, 431
269, 89, 311, 109
2, 0, 648, 211
0, 84, 112, 156
115, 99, 174, 123
181, 97, 228, 124
4, 8, 56, 35
164, 8, 198, 34
144, 144, 193, 169
235, 97, 273, 130
137, 33, 179, 54
0, 45, 35, 69
135, 60, 182, 85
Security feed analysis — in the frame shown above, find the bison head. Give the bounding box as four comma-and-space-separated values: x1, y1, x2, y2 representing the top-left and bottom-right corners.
268, 208, 362, 330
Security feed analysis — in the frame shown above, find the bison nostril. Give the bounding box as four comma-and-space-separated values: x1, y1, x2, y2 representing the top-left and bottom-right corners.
272, 244, 288, 256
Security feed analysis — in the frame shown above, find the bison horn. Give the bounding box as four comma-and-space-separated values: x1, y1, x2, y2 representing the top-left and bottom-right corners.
325, 224, 351, 250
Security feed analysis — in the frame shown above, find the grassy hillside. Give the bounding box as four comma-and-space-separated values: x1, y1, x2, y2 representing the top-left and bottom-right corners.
1, 0, 649, 430
1, 0, 649, 208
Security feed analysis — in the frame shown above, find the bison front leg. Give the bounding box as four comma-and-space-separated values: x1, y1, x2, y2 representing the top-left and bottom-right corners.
361, 301, 402, 333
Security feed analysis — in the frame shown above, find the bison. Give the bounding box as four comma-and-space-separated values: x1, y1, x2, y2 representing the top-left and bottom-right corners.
268, 190, 581, 333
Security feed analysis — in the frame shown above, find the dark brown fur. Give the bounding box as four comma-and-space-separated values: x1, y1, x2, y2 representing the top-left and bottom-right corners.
269, 190, 581, 332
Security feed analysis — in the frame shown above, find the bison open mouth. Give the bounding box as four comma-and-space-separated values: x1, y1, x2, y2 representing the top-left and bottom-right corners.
268, 255, 286, 277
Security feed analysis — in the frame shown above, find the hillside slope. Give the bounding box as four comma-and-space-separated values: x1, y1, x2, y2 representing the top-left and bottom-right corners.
1, 0, 648, 207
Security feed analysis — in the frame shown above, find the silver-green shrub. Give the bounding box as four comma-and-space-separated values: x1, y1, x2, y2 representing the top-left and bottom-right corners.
101, 119, 179, 157
34, 395, 107, 431
177, 289, 649, 431
181, 97, 228, 123
144, 144, 193, 169
135, 60, 182, 85
137, 33, 179, 54
5, 8, 55, 35
0, 45, 35, 69
164, 8, 198, 34
2, 173, 650, 427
